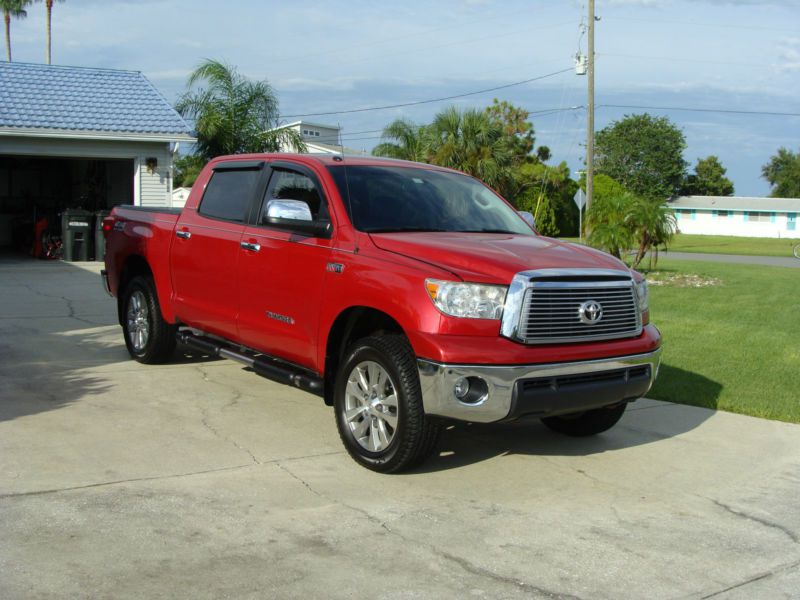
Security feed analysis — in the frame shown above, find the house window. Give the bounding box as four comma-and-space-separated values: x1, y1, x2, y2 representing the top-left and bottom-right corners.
748, 212, 772, 222
717, 210, 729, 218
303, 129, 309, 135
787, 213, 796, 231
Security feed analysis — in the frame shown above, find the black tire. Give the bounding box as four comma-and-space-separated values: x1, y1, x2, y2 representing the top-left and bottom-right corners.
334, 335, 440, 473
121, 275, 176, 364
541, 402, 627, 437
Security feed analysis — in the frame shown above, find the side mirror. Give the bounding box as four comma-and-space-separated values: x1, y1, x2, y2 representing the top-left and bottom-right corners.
267, 199, 313, 221
518, 211, 536, 229
264, 199, 331, 238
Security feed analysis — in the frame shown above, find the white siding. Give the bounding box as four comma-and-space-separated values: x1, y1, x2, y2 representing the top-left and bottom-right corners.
0, 136, 173, 207
674, 209, 800, 239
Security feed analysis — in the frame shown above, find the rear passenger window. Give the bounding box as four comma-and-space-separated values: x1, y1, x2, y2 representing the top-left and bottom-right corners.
198, 169, 260, 222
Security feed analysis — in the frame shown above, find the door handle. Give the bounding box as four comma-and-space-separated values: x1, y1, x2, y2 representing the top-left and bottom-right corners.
176, 230, 191, 240
240, 241, 261, 252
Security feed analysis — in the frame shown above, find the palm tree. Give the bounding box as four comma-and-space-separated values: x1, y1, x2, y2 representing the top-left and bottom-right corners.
372, 118, 428, 162
1, 0, 29, 61
586, 191, 637, 261
426, 106, 515, 191
35, 0, 63, 64
176, 59, 305, 160
629, 198, 676, 269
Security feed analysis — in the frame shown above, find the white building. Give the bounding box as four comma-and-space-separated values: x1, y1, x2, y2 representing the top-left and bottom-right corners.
669, 196, 800, 239
271, 120, 367, 155
0, 62, 194, 250
171, 187, 192, 208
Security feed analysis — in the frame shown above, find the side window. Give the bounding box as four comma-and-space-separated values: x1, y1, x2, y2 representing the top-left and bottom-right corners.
198, 169, 261, 223
261, 169, 329, 224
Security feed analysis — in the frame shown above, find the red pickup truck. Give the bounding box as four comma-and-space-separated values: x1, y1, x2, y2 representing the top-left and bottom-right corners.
102, 153, 661, 472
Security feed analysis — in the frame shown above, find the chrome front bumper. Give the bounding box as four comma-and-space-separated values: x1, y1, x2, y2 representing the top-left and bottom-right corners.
417, 348, 662, 423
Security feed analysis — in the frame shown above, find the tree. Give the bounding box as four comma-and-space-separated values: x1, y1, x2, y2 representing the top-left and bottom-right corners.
595, 113, 687, 202
176, 59, 304, 160
173, 154, 205, 188
35, 0, 64, 64
681, 155, 734, 196
426, 106, 516, 191
513, 161, 578, 237
2, 0, 29, 61
762, 148, 800, 198
628, 197, 676, 269
586, 192, 637, 260
372, 119, 428, 162
484, 98, 534, 158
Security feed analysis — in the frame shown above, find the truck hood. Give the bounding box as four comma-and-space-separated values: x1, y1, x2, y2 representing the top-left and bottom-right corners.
369, 232, 629, 283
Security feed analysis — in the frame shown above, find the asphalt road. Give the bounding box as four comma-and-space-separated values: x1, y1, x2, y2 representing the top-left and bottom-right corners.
1, 259, 799, 599
660, 251, 800, 268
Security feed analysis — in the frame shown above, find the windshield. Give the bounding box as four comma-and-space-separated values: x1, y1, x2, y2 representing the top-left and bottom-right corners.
327, 164, 534, 235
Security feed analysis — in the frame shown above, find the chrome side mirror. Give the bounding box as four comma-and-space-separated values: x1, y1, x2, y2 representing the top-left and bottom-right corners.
266, 199, 313, 222
518, 211, 535, 229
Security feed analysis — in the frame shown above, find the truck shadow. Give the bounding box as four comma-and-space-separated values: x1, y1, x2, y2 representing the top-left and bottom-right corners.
0, 258, 219, 423
414, 366, 722, 473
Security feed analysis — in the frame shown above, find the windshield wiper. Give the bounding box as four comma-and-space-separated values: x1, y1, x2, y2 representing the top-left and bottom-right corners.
461, 229, 519, 234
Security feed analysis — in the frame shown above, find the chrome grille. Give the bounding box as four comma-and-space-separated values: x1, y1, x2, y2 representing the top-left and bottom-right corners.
514, 277, 641, 344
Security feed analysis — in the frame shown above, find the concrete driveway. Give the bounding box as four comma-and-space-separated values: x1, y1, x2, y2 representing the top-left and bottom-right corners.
1, 258, 799, 600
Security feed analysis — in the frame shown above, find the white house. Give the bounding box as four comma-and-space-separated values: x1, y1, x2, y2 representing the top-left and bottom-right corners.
171, 186, 192, 208
271, 120, 367, 155
669, 196, 800, 239
0, 61, 194, 250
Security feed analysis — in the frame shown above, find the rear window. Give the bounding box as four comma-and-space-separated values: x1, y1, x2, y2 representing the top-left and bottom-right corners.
198, 169, 261, 222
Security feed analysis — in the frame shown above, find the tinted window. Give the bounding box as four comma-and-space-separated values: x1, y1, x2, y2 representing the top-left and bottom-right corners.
198, 169, 261, 222
327, 165, 532, 235
261, 169, 328, 223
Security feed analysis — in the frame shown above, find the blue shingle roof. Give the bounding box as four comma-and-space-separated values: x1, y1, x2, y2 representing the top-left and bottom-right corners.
0, 62, 193, 138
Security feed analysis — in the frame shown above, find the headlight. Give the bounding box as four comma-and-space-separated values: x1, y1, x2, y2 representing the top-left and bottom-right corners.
635, 279, 649, 313
425, 279, 507, 320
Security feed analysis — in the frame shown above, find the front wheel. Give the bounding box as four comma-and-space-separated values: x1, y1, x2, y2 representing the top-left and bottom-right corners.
122, 276, 176, 364
541, 403, 627, 437
334, 335, 440, 473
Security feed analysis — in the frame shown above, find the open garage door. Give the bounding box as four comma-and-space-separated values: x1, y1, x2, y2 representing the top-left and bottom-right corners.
0, 156, 134, 255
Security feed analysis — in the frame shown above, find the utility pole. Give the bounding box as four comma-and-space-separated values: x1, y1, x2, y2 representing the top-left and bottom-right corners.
586, 0, 596, 219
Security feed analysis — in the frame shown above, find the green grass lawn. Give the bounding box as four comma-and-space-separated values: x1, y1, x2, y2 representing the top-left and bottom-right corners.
660, 234, 798, 257
644, 259, 799, 423
559, 234, 798, 257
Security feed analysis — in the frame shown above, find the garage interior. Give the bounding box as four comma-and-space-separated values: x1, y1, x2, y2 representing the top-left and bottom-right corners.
0, 155, 134, 257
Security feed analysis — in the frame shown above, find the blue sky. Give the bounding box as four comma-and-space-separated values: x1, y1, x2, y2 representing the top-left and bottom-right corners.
8, 0, 800, 195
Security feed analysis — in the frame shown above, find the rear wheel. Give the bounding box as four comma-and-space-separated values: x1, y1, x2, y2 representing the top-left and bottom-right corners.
541, 403, 627, 437
122, 276, 176, 364
334, 335, 440, 473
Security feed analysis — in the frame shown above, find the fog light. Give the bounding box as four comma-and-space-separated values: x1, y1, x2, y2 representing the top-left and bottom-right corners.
453, 377, 470, 399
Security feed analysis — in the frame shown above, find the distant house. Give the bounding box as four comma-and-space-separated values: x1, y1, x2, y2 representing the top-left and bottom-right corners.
271, 120, 367, 155
0, 61, 194, 249
171, 187, 192, 208
669, 196, 800, 239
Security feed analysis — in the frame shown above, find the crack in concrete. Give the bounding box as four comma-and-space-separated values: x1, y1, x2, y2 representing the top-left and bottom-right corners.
275, 461, 582, 599
699, 558, 800, 599
21, 284, 102, 326
0, 451, 345, 500
0, 463, 255, 499
710, 498, 799, 544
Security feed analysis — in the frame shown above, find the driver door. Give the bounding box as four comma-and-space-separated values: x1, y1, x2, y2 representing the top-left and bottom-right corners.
237, 164, 335, 370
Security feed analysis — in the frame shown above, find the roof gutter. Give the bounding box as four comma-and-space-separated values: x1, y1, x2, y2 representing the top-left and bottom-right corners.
0, 127, 196, 143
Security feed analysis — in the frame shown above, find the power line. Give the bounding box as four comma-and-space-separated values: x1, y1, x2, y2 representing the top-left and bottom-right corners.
598, 104, 800, 117
602, 15, 797, 33
279, 67, 573, 119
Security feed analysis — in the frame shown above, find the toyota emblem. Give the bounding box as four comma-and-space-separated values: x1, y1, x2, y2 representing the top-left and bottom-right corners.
578, 300, 603, 325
